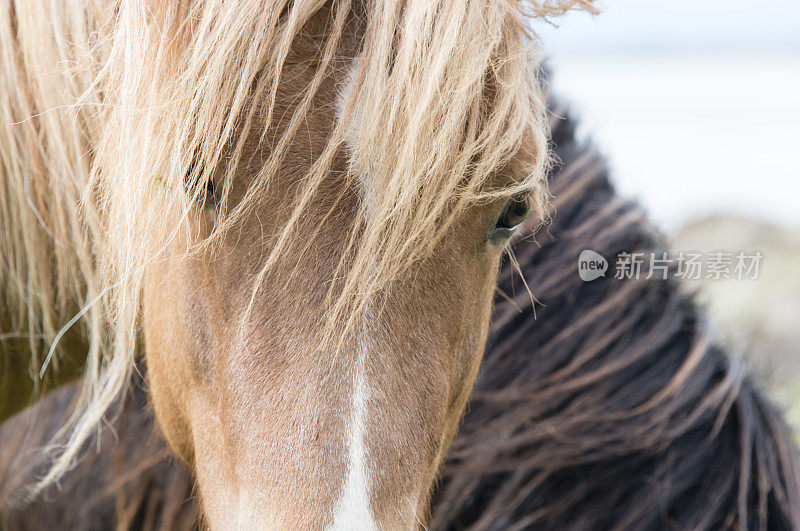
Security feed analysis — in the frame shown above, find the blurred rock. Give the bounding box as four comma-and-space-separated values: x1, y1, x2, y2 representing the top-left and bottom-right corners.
671, 214, 800, 427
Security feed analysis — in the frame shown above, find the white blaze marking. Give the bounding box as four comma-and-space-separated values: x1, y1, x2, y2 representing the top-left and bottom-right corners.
329, 351, 377, 530
331, 76, 378, 529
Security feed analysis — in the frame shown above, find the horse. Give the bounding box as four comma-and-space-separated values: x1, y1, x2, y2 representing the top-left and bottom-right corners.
3, 95, 800, 529
1, 0, 609, 528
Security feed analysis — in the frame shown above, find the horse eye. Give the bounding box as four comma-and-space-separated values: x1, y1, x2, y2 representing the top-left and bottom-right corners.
489, 194, 530, 243
198, 177, 218, 207
498, 196, 530, 229
184, 159, 218, 208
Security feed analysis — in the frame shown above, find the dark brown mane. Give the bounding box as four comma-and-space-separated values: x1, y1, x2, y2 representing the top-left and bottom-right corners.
2, 97, 799, 530
430, 97, 800, 529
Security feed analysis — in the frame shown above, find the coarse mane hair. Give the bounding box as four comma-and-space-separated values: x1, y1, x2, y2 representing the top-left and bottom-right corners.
0, 0, 597, 489
429, 99, 800, 529
2, 94, 798, 529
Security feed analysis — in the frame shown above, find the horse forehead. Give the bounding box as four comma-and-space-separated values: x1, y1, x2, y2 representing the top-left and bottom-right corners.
334, 63, 533, 206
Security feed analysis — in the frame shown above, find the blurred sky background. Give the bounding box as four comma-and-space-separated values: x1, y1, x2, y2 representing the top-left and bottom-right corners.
530, 0, 800, 230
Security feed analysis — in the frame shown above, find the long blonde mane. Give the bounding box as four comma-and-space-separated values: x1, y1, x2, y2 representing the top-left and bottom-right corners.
0, 0, 597, 488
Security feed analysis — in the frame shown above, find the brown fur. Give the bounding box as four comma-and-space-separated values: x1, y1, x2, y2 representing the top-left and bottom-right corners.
3, 95, 799, 529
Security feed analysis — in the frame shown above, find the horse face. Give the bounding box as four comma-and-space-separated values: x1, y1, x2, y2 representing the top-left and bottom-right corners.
141, 14, 533, 531
144, 211, 507, 529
